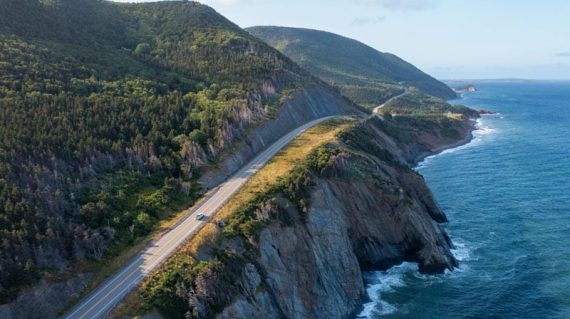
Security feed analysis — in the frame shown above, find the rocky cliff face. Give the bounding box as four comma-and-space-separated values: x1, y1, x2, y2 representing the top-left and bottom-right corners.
218, 120, 457, 319
366, 115, 478, 166
143, 118, 463, 319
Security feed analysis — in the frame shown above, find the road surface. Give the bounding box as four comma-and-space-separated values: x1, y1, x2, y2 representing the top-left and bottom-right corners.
372, 86, 409, 116
62, 116, 340, 319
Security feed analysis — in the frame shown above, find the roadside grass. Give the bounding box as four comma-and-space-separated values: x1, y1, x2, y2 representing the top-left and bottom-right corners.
446, 113, 464, 120
112, 117, 354, 318
186, 118, 352, 255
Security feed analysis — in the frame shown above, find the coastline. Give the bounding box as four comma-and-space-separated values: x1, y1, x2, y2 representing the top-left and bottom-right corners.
413, 117, 479, 167
357, 115, 481, 319
359, 81, 570, 319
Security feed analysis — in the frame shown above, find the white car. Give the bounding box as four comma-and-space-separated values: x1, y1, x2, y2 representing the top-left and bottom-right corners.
196, 213, 206, 221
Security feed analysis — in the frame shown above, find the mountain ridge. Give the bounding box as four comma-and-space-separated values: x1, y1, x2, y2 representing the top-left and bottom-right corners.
247, 26, 457, 106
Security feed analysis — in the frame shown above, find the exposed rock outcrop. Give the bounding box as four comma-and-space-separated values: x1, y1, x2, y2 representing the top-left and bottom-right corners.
0, 273, 94, 319
477, 109, 496, 115
365, 115, 478, 166
150, 117, 465, 319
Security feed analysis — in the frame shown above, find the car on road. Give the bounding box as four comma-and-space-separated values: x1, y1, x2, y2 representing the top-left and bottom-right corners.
196, 213, 207, 221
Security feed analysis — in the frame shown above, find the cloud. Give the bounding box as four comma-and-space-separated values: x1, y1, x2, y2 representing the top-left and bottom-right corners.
351, 16, 386, 26
555, 52, 570, 57
352, 0, 438, 12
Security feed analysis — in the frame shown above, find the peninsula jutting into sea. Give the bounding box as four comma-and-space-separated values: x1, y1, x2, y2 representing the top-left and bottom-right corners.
0, 1, 568, 319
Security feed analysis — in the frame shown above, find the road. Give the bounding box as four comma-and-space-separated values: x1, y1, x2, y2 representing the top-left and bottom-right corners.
372, 86, 409, 116
62, 116, 340, 319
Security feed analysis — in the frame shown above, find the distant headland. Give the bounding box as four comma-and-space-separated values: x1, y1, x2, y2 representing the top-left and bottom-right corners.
453, 84, 478, 93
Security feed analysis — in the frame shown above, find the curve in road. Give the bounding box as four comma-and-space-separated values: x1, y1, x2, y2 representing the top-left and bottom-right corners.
62, 116, 341, 319
372, 86, 409, 116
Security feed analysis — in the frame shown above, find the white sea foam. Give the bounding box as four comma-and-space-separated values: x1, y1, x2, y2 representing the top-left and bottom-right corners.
450, 238, 476, 274
356, 263, 417, 318
416, 118, 497, 170
357, 239, 473, 318
451, 240, 471, 262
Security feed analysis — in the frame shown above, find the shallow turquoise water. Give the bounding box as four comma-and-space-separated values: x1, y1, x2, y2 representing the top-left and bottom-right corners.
359, 81, 570, 319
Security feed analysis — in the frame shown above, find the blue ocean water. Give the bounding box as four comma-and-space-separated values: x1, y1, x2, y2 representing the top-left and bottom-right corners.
359, 81, 570, 319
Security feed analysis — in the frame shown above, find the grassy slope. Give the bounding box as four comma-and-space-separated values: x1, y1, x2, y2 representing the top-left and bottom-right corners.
374, 89, 479, 163
381, 88, 478, 118
247, 26, 457, 107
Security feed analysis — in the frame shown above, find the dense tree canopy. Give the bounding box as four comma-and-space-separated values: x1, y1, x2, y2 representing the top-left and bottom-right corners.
0, 0, 308, 301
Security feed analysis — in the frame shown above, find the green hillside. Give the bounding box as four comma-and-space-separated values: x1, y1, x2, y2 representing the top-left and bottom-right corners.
247, 26, 457, 107
0, 0, 314, 302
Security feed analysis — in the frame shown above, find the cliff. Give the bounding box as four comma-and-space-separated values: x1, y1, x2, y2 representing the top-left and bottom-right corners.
0, 2, 473, 317
216, 124, 458, 319
375, 89, 480, 165
134, 116, 468, 319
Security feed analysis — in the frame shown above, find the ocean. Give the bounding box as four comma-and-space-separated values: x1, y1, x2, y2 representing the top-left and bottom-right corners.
358, 81, 570, 319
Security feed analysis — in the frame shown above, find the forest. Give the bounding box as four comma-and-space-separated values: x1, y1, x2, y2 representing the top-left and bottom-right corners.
0, 0, 307, 301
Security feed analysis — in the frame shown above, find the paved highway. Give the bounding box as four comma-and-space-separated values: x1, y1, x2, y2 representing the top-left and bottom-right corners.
62, 116, 340, 319
373, 86, 409, 116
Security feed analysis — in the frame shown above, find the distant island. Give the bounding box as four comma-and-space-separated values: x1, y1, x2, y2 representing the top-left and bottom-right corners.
453, 84, 478, 93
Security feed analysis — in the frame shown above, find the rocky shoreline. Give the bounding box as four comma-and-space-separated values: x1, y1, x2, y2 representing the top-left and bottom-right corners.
415, 110, 497, 166
413, 117, 479, 166
136, 116, 475, 319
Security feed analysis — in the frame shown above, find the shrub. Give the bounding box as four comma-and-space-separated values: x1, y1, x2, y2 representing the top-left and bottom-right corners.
189, 130, 209, 147
134, 43, 152, 56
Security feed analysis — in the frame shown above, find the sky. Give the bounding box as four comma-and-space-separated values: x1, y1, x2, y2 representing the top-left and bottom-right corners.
112, 0, 570, 80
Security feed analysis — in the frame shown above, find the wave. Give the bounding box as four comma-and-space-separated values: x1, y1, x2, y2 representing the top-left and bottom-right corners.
451, 240, 471, 263
357, 238, 473, 318
449, 238, 477, 275
356, 263, 417, 318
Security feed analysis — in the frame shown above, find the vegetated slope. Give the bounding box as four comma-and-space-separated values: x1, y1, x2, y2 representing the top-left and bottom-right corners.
129, 117, 460, 319
0, 0, 356, 304
376, 88, 479, 163
247, 26, 457, 107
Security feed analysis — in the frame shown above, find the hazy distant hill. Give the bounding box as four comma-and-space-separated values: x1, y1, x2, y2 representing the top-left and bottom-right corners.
248, 26, 457, 106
